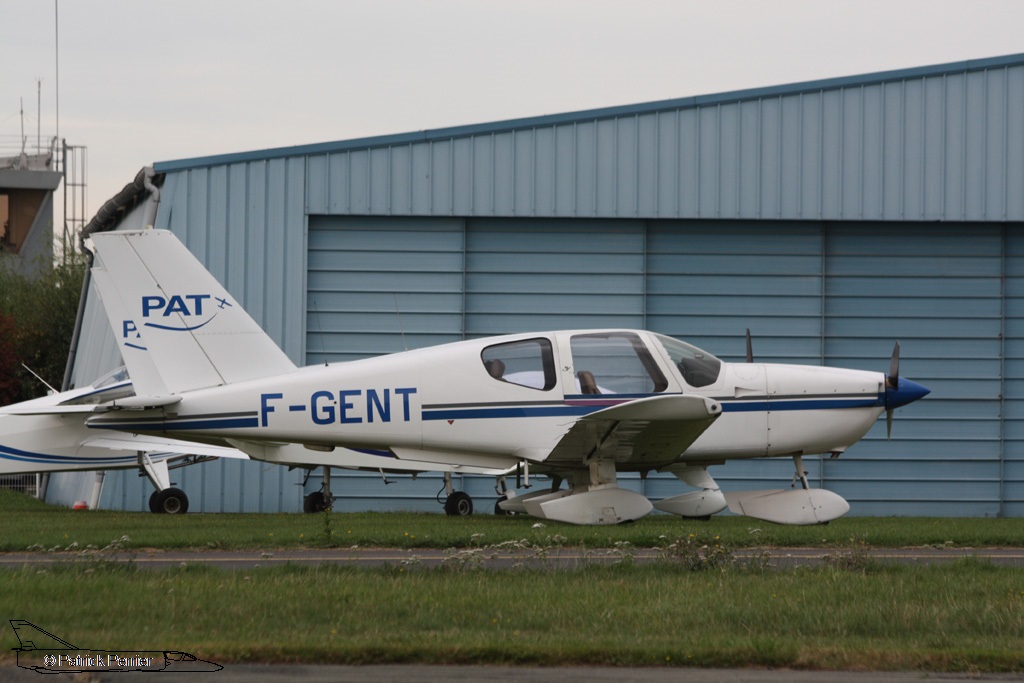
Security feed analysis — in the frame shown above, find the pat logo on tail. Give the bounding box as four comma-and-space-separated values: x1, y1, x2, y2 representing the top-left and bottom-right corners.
139, 293, 233, 332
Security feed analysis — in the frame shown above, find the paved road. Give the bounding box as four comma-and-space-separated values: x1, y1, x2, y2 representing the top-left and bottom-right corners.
1, 546, 1023, 570
3, 664, 1023, 683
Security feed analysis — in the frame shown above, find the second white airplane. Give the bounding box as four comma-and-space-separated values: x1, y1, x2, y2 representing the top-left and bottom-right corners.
83, 229, 929, 526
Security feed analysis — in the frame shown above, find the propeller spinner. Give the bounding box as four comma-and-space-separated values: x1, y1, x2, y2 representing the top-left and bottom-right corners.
883, 341, 930, 438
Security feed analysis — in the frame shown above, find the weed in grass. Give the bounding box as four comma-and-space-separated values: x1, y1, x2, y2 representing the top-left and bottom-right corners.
656, 532, 735, 571
822, 535, 878, 573
610, 540, 636, 566
320, 507, 334, 544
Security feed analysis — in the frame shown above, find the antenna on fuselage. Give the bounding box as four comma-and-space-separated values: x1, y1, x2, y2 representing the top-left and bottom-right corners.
311, 300, 328, 367
745, 328, 754, 363
21, 364, 57, 394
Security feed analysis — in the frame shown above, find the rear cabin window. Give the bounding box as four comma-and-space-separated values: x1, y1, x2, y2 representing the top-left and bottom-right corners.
481, 338, 556, 391
569, 332, 668, 395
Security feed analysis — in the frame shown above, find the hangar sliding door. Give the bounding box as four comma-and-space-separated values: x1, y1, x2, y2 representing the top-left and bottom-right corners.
307, 215, 1018, 517
307, 216, 466, 362
822, 224, 1004, 516
464, 219, 645, 336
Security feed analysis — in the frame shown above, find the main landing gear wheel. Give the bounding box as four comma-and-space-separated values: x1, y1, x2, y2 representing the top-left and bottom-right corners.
444, 491, 473, 516
303, 491, 332, 513
494, 499, 516, 516
149, 488, 189, 514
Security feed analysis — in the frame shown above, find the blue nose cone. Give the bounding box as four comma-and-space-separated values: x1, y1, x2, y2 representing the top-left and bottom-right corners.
885, 377, 931, 410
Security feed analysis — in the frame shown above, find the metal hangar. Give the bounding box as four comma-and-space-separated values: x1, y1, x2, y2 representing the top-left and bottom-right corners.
52, 52, 1024, 517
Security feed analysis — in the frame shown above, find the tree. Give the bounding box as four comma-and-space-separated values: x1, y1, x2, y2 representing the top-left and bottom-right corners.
0, 312, 19, 405
0, 253, 87, 405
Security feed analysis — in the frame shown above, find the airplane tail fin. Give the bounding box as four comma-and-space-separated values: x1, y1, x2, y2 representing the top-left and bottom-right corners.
89, 229, 296, 395
9, 620, 77, 650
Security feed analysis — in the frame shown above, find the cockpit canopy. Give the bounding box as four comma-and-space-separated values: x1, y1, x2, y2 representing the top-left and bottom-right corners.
653, 334, 722, 388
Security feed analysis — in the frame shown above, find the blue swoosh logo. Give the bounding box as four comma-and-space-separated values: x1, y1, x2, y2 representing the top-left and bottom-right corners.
143, 313, 218, 332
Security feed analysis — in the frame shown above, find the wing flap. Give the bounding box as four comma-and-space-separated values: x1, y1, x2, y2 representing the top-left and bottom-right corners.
545, 394, 721, 466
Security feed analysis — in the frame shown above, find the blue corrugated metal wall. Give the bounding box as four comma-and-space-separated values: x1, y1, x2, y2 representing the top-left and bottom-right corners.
307, 217, 1019, 517
69, 53, 1024, 514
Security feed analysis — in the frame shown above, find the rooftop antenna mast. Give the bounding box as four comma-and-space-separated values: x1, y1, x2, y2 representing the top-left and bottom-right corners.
54, 0, 59, 145
36, 78, 42, 152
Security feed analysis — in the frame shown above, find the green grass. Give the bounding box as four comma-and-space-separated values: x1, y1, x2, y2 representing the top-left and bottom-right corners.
1, 560, 1023, 671
3, 489, 1024, 671
2, 489, 1024, 552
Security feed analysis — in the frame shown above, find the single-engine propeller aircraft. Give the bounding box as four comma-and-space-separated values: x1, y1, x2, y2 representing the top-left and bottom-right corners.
10, 620, 222, 674
83, 229, 929, 526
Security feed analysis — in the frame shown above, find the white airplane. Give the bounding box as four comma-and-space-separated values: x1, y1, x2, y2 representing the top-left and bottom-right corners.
0, 365, 250, 513
83, 228, 929, 526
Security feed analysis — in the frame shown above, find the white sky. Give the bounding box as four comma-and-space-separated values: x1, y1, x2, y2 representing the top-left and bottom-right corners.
3, 0, 1024, 222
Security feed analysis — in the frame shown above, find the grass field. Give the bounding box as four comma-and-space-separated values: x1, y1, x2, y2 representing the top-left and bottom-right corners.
2, 490, 1024, 672
4, 489, 1024, 552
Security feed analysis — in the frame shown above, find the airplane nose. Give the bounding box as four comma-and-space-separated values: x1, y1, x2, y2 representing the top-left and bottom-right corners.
884, 377, 930, 410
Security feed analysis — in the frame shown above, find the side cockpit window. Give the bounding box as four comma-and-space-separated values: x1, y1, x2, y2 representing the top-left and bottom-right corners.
569, 332, 669, 395
481, 338, 557, 391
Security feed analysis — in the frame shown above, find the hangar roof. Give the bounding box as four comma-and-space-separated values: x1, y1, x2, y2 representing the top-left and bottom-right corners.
155, 52, 1024, 173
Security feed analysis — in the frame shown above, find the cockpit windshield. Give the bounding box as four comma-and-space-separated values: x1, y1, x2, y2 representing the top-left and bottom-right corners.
92, 366, 130, 389
654, 335, 722, 388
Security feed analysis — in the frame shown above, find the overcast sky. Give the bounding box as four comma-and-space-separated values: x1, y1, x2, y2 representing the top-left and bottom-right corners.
3, 0, 1023, 222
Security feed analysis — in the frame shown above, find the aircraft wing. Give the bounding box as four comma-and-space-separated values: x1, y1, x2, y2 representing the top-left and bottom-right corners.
543, 394, 722, 467
81, 436, 248, 460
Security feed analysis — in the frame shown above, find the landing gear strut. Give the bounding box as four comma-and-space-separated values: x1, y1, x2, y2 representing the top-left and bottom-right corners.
303, 466, 334, 513
440, 472, 474, 516
791, 455, 810, 490
139, 451, 189, 514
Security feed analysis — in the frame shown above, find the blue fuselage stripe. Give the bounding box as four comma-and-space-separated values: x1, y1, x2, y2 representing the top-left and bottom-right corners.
87, 395, 883, 432
90, 417, 260, 432
0, 444, 138, 466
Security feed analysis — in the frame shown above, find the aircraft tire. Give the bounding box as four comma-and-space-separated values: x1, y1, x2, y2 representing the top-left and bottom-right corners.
154, 488, 189, 514
304, 491, 331, 513
444, 491, 473, 516
148, 491, 161, 513
494, 499, 515, 516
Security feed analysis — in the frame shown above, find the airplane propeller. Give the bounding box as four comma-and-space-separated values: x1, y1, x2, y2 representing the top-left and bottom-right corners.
885, 341, 900, 438
882, 340, 930, 439
745, 328, 754, 363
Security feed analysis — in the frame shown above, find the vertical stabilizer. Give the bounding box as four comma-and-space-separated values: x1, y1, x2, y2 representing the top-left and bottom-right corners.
89, 230, 296, 394
9, 620, 77, 650
91, 268, 170, 396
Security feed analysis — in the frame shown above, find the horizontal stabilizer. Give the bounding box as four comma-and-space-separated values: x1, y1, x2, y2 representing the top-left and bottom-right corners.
109, 395, 182, 409
2, 404, 103, 415
724, 488, 850, 525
